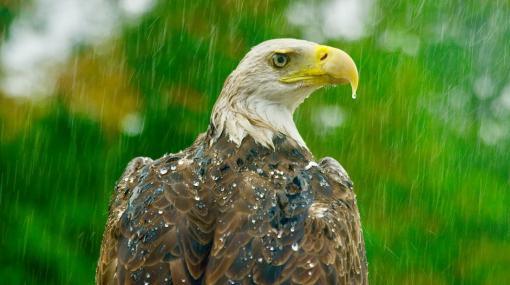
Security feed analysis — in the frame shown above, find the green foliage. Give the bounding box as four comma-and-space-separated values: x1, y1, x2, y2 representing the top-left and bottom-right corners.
1, 0, 509, 284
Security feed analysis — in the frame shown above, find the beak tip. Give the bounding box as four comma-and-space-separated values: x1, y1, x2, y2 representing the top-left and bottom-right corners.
319, 45, 359, 98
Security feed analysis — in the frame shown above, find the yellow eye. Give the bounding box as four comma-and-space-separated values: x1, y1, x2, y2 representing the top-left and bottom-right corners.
272, 53, 289, 68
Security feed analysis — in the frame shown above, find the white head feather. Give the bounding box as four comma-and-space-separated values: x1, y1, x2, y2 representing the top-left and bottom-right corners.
210, 38, 358, 150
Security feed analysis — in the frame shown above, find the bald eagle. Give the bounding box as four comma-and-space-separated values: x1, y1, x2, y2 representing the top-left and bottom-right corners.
97, 39, 367, 285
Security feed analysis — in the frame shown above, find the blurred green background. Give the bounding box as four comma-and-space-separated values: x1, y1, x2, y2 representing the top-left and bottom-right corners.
1, 0, 509, 284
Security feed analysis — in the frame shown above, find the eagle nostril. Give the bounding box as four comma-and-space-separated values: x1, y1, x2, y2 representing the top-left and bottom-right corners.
320, 53, 328, 61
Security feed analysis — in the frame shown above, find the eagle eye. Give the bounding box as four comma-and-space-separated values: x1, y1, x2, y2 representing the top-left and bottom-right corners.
272, 53, 289, 68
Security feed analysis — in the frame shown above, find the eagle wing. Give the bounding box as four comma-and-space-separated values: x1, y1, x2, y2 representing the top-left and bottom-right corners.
204, 150, 367, 284
96, 151, 216, 285
304, 156, 368, 284
96, 156, 153, 284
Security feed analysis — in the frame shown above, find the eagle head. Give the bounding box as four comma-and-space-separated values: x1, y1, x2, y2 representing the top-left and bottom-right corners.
211, 38, 359, 149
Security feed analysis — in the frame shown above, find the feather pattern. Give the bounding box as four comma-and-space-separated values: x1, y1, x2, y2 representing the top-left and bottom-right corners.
97, 133, 367, 284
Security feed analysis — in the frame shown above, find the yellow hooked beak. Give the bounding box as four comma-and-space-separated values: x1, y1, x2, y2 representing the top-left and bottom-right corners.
280, 45, 359, 98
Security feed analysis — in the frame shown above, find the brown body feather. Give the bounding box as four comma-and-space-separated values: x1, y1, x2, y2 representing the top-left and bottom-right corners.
96, 132, 367, 285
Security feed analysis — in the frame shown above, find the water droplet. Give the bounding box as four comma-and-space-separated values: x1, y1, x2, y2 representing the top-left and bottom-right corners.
292, 242, 299, 251
305, 161, 318, 170
352, 92, 357, 99
290, 226, 295, 232
194, 195, 200, 201
146, 273, 151, 278
193, 181, 200, 187
232, 183, 237, 187
159, 168, 168, 175
164, 223, 169, 228
170, 165, 176, 171
158, 210, 163, 214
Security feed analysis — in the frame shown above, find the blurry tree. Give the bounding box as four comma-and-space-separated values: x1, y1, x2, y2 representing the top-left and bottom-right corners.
1, 0, 509, 284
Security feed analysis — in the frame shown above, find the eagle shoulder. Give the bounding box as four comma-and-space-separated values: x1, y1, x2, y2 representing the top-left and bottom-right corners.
96, 156, 153, 285
318, 156, 353, 190
298, 156, 368, 284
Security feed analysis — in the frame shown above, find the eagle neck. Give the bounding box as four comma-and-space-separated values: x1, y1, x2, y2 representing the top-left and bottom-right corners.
210, 82, 310, 150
